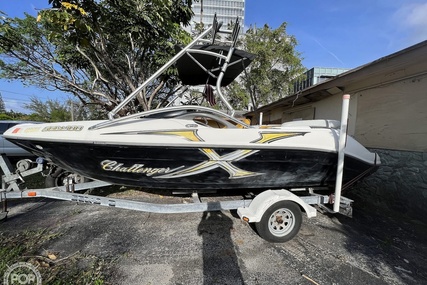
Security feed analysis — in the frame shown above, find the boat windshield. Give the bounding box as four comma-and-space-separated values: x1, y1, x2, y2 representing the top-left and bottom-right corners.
90, 106, 252, 130
143, 106, 250, 129
177, 112, 246, 129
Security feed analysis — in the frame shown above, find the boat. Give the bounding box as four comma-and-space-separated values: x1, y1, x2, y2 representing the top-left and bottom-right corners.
3, 16, 380, 192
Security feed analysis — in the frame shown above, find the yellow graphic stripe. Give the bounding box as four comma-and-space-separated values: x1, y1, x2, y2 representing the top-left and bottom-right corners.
150, 130, 203, 142
153, 130, 306, 180
254, 132, 305, 144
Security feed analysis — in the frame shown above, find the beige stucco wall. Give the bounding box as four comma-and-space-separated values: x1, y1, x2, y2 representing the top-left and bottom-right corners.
257, 73, 427, 152
310, 94, 359, 136
278, 94, 359, 136
279, 74, 427, 152
354, 74, 427, 152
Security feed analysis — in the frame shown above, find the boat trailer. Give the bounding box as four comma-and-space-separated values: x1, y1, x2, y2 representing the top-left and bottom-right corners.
0, 153, 353, 243
1, 95, 354, 242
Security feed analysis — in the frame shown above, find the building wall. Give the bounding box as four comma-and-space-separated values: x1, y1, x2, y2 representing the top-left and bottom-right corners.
354, 74, 427, 152
191, 0, 245, 32
308, 94, 359, 135
293, 67, 349, 93
282, 105, 315, 122
274, 73, 427, 220
281, 73, 427, 152
348, 74, 427, 219
271, 93, 359, 134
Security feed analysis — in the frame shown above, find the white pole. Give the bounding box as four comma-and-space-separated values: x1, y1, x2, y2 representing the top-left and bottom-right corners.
259, 112, 263, 126
333, 94, 350, 212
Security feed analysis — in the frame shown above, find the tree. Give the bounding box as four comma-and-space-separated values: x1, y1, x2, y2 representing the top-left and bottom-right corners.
0, 0, 194, 116
24, 97, 70, 122
0, 113, 13, 120
226, 23, 305, 110
0, 92, 5, 112
23, 96, 106, 122
0, 110, 35, 120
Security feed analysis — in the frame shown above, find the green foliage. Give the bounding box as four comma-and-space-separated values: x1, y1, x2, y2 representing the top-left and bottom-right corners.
0, 97, 105, 122
0, 0, 194, 115
22, 96, 104, 122
226, 23, 305, 110
0, 93, 5, 112
0, 113, 13, 120
23, 97, 70, 122
226, 83, 249, 110
0, 111, 34, 120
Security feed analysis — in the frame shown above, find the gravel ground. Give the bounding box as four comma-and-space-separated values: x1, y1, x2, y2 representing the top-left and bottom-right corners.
1, 189, 426, 285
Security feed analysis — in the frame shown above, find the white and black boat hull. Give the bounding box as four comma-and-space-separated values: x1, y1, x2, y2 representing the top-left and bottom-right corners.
7, 138, 378, 191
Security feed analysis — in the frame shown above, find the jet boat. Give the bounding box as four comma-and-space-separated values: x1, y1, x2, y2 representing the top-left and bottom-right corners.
3, 16, 380, 191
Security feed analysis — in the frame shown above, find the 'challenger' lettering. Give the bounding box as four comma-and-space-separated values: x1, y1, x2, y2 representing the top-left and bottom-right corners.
101, 160, 179, 176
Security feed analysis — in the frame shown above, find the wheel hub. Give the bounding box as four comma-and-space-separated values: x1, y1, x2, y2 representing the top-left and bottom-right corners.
268, 209, 295, 237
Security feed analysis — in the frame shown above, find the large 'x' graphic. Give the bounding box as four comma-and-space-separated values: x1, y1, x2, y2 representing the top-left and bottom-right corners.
149, 130, 305, 179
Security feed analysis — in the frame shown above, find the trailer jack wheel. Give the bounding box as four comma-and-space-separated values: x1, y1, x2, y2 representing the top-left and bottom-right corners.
255, 201, 302, 243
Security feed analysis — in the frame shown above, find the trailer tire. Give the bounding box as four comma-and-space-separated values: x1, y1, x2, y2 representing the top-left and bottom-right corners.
255, 201, 302, 243
45, 167, 89, 188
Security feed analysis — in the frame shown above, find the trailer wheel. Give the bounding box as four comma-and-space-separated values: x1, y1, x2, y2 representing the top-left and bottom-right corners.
45, 167, 88, 187
255, 201, 302, 243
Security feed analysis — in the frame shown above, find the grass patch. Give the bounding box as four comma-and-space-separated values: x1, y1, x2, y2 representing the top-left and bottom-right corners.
0, 228, 114, 284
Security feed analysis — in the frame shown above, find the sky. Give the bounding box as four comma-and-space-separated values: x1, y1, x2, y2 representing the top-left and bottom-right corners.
0, 0, 426, 113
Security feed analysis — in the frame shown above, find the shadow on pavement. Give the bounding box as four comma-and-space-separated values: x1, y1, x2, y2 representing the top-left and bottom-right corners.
198, 202, 243, 285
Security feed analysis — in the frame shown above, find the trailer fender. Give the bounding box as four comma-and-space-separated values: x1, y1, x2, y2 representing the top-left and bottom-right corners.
237, 189, 317, 223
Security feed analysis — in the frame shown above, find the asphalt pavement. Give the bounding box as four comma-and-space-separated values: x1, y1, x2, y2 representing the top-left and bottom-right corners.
1, 189, 426, 284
